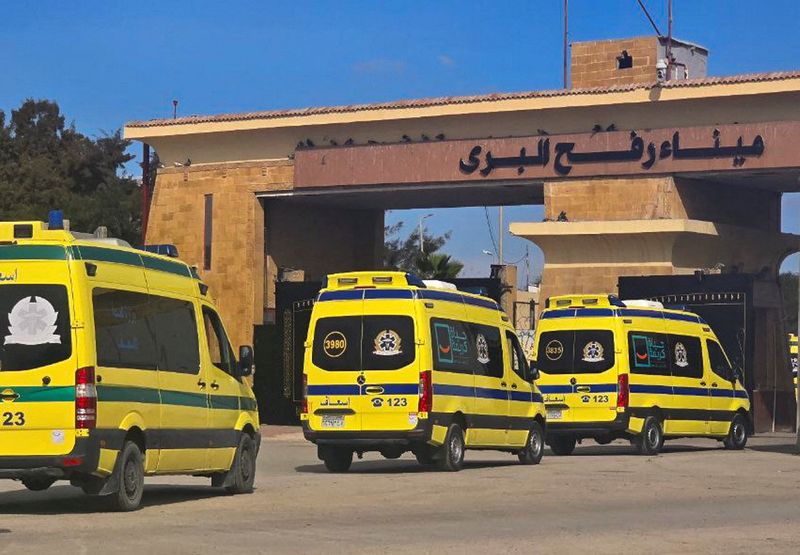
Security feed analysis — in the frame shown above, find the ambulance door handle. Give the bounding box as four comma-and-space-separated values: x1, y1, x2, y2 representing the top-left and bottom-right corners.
197, 379, 207, 389
511, 384, 518, 390
711, 382, 718, 388
700, 381, 707, 386
210, 381, 220, 390
500, 381, 507, 387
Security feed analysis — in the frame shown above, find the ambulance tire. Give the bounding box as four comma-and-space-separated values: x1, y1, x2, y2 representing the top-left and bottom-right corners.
110, 440, 145, 512
518, 421, 544, 465
633, 416, 664, 456
437, 423, 465, 472
323, 448, 353, 473
548, 435, 576, 456
723, 413, 748, 450
225, 433, 257, 494
21, 477, 56, 491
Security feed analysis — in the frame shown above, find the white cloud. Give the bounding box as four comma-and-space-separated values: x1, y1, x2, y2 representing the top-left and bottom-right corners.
437, 54, 455, 67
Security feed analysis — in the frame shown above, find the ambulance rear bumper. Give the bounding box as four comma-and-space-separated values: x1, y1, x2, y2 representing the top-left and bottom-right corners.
546, 412, 630, 437
302, 419, 431, 447
0, 436, 101, 480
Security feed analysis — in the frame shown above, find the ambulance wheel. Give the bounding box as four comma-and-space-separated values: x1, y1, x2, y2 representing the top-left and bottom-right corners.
110, 440, 144, 512
21, 477, 56, 491
548, 435, 576, 456
633, 416, 664, 456
437, 423, 465, 472
723, 413, 748, 450
518, 421, 544, 465
225, 433, 257, 494
323, 448, 353, 473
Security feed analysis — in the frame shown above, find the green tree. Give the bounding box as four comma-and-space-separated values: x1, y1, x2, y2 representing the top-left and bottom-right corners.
416, 253, 464, 280
0, 99, 141, 245
383, 221, 463, 279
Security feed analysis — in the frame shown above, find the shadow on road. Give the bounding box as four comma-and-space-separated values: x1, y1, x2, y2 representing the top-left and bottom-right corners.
564, 443, 717, 457
295, 459, 520, 474
746, 443, 800, 455
0, 484, 227, 515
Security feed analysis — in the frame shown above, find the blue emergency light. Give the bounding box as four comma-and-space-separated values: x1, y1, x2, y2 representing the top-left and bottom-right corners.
48, 210, 64, 230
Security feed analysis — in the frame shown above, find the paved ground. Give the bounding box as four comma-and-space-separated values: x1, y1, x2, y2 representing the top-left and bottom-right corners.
1, 428, 799, 554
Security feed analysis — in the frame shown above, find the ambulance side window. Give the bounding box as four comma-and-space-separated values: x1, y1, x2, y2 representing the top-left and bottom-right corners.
628, 331, 670, 376
506, 331, 529, 380
668, 335, 703, 379
202, 307, 236, 375
706, 339, 733, 381
150, 296, 200, 374
470, 324, 504, 378
431, 318, 474, 374
93, 288, 158, 371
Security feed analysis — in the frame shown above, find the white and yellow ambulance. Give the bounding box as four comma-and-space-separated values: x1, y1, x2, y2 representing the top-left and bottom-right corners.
301, 271, 546, 472
533, 294, 750, 455
0, 219, 259, 510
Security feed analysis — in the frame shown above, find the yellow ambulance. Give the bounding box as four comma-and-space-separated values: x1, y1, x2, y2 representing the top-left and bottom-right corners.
301, 271, 546, 472
533, 294, 750, 456
0, 218, 259, 511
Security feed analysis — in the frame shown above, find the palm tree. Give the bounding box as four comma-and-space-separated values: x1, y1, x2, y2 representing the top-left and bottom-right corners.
414, 253, 464, 280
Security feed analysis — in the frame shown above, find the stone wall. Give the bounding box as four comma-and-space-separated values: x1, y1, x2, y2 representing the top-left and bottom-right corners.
146, 161, 293, 349
571, 36, 658, 89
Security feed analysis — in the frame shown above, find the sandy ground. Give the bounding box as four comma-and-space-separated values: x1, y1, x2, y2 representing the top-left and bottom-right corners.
0, 427, 798, 554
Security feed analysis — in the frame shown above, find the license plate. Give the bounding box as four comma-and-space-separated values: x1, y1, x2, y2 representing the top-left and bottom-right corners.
547, 409, 562, 420
321, 415, 344, 428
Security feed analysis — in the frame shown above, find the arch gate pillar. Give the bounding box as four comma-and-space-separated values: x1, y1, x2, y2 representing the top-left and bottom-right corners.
511, 176, 800, 432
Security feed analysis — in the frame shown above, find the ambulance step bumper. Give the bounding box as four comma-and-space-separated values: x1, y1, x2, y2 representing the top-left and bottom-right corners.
302, 421, 430, 446
0, 467, 65, 480
546, 412, 630, 436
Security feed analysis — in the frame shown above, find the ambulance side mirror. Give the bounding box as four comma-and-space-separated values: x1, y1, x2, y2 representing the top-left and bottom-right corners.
238, 345, 254, 377
529, 364, 540, 383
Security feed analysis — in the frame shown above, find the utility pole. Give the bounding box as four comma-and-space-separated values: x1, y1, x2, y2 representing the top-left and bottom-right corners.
498, 206, 504, 265
418, 213, 433, 253
562, 0, 569, 88
666, 0, 673, 81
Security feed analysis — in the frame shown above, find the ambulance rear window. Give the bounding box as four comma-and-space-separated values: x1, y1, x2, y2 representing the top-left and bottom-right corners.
312, 315, 415, 371
0, 285, 72, 371
536, 330, 615, 374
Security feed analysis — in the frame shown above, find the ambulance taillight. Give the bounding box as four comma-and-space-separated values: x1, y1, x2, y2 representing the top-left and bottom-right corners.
75, 366, 97, 429
301, 374, 308, 414
418, 370, 432, 413
617, 373, 629, 409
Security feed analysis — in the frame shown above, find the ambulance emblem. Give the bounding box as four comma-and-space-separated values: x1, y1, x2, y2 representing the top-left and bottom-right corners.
674, 342, 689, 367
373, 329, 402, 356
4, 296, 61, 346
476, 333, 490, 364
582, 341, 605, 363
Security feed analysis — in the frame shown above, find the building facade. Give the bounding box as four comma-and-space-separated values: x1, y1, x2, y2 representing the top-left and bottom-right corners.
126, 37, 800, 430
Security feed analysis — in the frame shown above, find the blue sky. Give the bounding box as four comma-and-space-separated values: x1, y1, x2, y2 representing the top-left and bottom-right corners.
2, 1, 799, 278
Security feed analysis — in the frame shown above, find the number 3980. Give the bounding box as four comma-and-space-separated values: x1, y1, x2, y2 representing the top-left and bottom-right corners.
2, 411, 25, 426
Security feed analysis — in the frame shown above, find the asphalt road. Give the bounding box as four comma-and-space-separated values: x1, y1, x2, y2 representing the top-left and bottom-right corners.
0, 429, 799, 554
